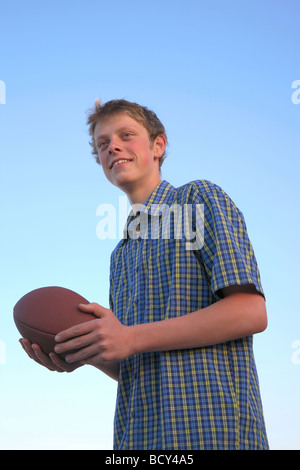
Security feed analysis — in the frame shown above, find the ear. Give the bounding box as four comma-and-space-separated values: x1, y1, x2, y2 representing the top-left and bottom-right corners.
153, 134, 167, 159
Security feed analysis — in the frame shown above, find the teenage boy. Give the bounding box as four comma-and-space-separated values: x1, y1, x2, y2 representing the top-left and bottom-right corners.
20, 99, 269, 450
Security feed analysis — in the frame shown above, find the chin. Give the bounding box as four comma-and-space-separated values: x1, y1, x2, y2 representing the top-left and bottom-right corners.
111, 174, 137, 189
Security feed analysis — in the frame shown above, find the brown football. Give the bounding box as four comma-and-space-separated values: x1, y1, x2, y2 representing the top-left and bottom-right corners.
14, 286, 95, 356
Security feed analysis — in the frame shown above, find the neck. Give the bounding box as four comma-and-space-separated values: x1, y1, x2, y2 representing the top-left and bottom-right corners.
123, 174, 162, 206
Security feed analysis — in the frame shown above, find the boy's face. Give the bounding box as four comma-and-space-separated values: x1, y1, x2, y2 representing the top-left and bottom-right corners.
93, 113, 165, 197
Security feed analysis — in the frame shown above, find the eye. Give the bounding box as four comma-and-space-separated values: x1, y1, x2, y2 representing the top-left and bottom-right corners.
123, 132, 133, 138
97, 141, 108, 149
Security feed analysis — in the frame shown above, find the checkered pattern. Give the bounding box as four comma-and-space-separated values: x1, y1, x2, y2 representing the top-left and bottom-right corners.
109, 180, 268, 450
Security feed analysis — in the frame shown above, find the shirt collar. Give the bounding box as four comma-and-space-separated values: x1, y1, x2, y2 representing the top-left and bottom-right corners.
122, 180, 175, 242
140, 180, 175, 213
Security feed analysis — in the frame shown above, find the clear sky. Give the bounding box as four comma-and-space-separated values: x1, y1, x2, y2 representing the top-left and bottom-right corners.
0, 0, 299, 450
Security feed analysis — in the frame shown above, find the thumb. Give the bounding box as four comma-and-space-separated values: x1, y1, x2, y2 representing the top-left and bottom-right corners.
78, 302, 107, 319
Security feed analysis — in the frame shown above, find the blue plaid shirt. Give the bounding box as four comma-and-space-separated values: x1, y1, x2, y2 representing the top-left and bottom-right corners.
109, 180, 268, 450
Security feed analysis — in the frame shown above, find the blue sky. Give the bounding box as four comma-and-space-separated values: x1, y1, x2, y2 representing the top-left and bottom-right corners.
0, 0, 299, 449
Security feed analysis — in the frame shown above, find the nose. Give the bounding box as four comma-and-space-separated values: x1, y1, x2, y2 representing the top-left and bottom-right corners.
108, 137, 121, 154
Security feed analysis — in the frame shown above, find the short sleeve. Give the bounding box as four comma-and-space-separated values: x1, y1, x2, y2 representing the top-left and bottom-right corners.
109, 250, 117, 311
192, 182, 265, 299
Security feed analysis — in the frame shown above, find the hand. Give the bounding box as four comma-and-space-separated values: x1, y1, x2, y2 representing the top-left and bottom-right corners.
19, 338, 83, 373
54, 303, 132, 366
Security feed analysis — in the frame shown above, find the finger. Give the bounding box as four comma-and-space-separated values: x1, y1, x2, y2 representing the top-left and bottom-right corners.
54, 331, 95, 355
20, 339, 77, 373
55, 318, 98, 343
49, 352, 83, 372
33, 346, 80, 373
20, 339, 44, 366
64, 343, 100, 364
79, 302, 106, 318
31, 344, 63, 372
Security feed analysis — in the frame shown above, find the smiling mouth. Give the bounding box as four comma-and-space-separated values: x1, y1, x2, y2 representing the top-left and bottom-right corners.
111, 159, 133, 169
